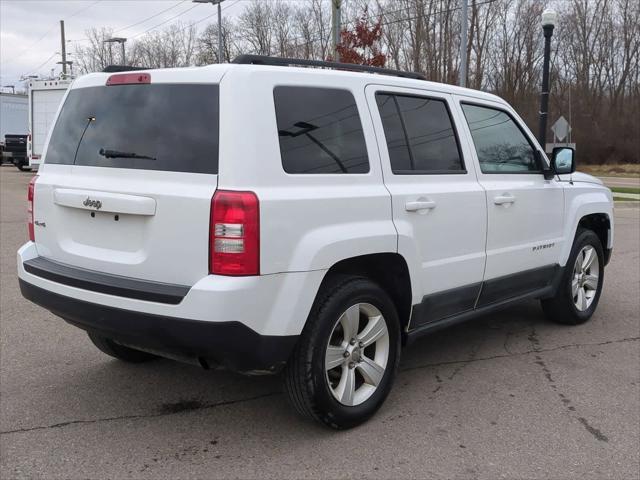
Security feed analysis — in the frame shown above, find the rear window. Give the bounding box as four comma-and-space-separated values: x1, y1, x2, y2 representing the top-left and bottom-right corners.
45, 84, 219, 174
274, 86, 369, 174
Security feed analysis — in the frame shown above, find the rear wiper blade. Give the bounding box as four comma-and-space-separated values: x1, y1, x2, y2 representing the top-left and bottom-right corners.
98, 148, 156, 160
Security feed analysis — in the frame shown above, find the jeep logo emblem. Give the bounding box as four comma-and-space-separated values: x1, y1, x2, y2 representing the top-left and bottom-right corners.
83, 197, 102, 210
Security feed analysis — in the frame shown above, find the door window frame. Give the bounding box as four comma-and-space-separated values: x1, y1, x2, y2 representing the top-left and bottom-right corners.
459, 100, 546, 175
374, 90, 468, 175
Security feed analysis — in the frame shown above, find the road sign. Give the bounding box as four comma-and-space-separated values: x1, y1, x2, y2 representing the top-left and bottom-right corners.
551, 116, 571, 142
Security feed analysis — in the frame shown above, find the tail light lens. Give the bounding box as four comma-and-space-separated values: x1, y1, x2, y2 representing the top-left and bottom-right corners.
210, 190, 259, 276
106, 73, 151, 86
27, 175, 38, 241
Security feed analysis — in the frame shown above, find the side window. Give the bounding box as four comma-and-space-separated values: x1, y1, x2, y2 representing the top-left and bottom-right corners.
273, 86, 369, 174
376, 93, 464, 174
461, 103, 539, 173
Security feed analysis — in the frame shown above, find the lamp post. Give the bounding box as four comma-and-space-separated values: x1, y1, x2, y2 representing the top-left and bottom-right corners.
193, 0, 226, 63
103, 37, 127, 65
459, 0, 468, 87
57, 61, 74, 78
538, 9, 557, 150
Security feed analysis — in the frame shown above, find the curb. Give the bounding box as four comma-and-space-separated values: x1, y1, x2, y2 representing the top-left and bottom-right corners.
614, 201, 640, 208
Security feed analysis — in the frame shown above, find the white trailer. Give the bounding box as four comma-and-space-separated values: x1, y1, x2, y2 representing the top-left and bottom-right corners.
28, 79, 72, 168
0, 92, 28, 167
0, 92, 28, 139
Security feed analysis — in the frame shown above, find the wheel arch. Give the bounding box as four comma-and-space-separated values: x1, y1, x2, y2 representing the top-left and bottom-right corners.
578, 213, 612, 264
314, 253, 413, 336
561, 191, 613, 267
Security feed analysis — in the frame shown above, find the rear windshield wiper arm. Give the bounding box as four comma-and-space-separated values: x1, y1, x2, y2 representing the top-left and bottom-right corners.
99, 148, 156, 160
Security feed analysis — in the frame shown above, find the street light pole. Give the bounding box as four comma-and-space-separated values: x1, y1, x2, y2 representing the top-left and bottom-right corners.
193, 0, 226, 63
538, 9, 557, 150
103, 37, 127, 66
332, 0, 342, 62
459, 0, 468, 87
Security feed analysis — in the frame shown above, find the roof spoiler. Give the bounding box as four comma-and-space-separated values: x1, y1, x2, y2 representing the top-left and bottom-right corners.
102, 65, 150, 73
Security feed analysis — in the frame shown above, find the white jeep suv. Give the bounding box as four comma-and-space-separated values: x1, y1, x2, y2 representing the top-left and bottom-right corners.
18, 56, 614, 429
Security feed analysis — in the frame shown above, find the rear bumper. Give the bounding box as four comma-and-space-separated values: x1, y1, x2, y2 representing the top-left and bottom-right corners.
2, 151, 25, 159
19, 279, 296, 373
17, 242, 326, 373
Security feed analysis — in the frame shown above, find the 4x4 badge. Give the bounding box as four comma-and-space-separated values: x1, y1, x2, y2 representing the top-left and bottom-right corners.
83, 197, 102, 210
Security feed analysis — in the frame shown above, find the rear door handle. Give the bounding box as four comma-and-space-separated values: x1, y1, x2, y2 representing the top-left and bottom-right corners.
405, 200, 436, 212
494, 194, 516, 205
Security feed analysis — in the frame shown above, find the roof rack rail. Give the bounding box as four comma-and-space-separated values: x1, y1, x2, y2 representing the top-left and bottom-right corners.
232, 55, 426, 80
102, 65, 150, 73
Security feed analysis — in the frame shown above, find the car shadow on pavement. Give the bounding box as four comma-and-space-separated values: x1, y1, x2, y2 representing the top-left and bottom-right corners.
41, 300, 549, 433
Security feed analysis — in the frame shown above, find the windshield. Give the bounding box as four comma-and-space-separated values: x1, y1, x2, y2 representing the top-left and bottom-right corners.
45, 83, 219, 174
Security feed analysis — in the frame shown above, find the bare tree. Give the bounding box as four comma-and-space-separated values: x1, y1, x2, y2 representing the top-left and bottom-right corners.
74, 28, 118, 73
238, 0, 275, 56
73, 0, 639, 164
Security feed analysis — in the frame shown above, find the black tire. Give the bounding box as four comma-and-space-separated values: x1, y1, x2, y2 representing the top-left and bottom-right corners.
14, 159, 31, 172
88, 332, 158, 363
284, 275, 401, 429
541, 228, 604, 325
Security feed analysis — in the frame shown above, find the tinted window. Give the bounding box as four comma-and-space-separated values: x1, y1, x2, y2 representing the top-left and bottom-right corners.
46, 84, 219, 174
274, 86, 369, 174
461, 103, 538, 173
376, 93, 463, 173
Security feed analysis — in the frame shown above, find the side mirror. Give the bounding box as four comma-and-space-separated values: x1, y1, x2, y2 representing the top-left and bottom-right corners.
551, 147, 576, 175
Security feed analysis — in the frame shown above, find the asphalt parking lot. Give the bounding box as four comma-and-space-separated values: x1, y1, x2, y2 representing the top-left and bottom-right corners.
1, 165, 638, 479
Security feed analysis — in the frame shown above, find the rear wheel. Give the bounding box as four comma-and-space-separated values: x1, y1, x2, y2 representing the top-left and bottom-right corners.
88, 333, 158, 363
541, 228, 604, 325
284, 276, 401, 429
14, 159, 31, 172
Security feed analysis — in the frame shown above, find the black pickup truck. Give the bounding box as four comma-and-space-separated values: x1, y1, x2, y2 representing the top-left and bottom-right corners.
2, 134, 29, 171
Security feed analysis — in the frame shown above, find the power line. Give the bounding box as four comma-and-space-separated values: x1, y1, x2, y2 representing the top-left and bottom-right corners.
114, 0, 189, 34
292, 0, 498, 51
4, 26, 58, 65
178, 0, 241, 33
67, 0, 102, 19
131, 3, 203, 39
6, 1, 101, 69
24, 52, 58, 76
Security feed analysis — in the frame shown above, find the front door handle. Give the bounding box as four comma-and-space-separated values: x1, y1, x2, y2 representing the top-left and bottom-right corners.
405, 199, 437, 212
494, 194, 516, 205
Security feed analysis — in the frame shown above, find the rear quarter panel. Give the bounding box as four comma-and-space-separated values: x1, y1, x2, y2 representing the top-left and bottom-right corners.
218, 67, 397, 275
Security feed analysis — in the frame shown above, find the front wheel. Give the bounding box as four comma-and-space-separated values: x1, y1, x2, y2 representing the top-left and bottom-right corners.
541, 228, 604, 325
284, 276, 401, 429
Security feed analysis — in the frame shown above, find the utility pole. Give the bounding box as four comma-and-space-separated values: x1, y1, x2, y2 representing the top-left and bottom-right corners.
60, 20, 67, 76
332, 0, 342, 61
459, 0, 468, 87
217, 1, 222, 62
538, 9, 557, 149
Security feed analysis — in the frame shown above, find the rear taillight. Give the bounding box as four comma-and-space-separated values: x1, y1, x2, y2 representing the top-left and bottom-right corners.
210, 190, 259, 276
27, 175, 38, 241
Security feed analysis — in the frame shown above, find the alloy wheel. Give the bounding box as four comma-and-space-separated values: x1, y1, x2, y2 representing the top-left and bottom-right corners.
572, 245, 600, 311
324, 303, 390, 406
